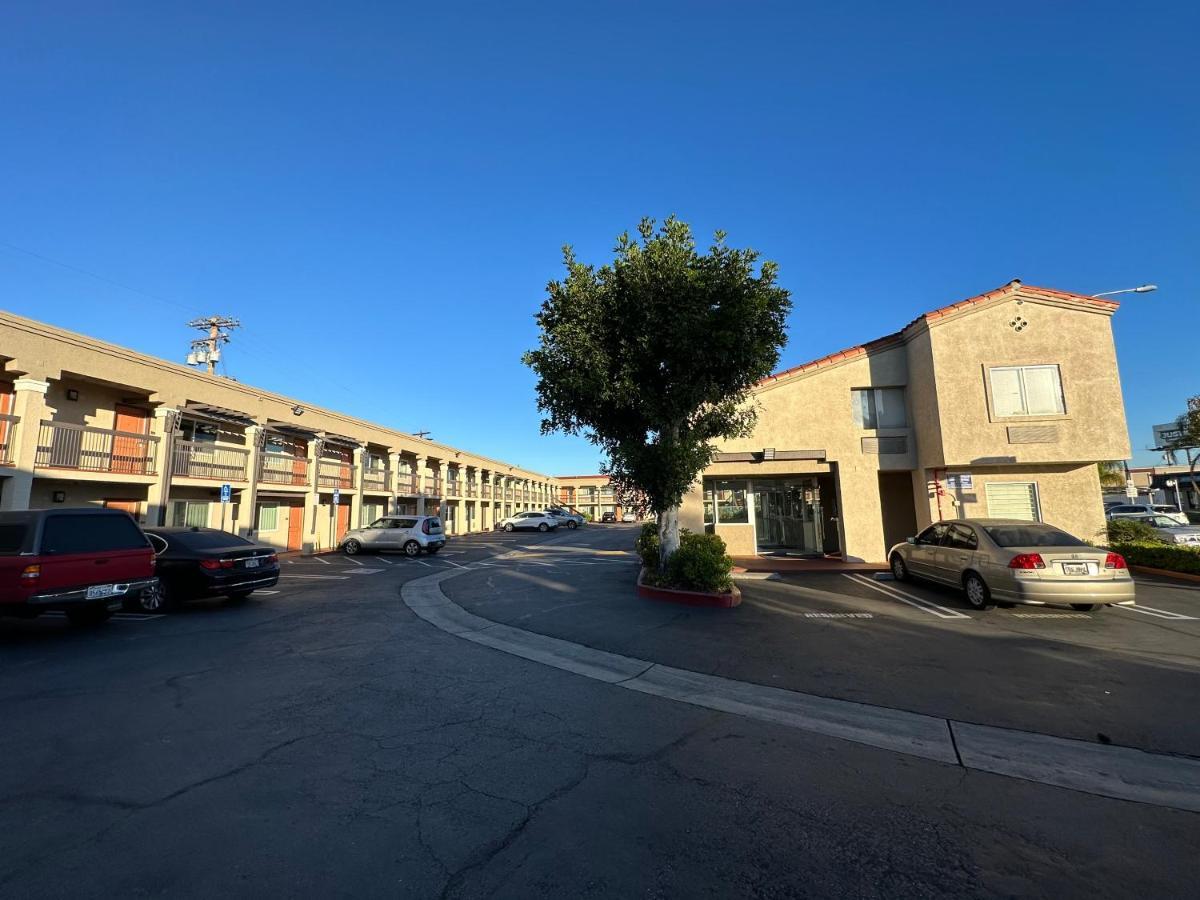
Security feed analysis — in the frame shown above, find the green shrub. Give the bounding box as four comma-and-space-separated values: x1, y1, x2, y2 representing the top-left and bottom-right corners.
636, 522, 660, 570
664, 532, 733, 593
1111, 541, 1200, 575
1105, 518, 1165, 545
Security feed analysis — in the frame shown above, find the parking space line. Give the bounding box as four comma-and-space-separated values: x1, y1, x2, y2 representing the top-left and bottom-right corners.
844, 573, 972, 619
375, 556, 394, 565
279, 574, 350, 580
1115, 604, 1198, 621
414, 559, 434, 568
312, 556, 331, 565
342, 555, 364, 566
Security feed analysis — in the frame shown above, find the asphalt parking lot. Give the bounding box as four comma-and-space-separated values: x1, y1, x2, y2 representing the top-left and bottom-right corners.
3, 523, 1198, 897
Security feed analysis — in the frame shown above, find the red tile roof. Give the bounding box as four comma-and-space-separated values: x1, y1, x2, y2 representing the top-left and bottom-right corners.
757, 280, 1118, 388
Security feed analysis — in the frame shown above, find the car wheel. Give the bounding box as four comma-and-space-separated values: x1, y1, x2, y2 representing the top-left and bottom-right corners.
404, 540, 421, 557
1071, 603, 1098, 612
226, 591, 253, 604
538, 523, 549, 532
889, 553, 909, 582
504, 524, 514, 532
136, 581, 174, 613
963, 572, 995, 611
66, 605, 113, 627
343, 539, 362, 556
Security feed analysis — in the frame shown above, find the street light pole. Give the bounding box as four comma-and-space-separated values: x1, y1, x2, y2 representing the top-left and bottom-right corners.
1093, 284, 1157, 297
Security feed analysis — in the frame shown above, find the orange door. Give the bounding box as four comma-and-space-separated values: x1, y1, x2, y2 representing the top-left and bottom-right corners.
103, 499, 141, 520
335, 502, 351, 543
0, 385, 12, 463
112, 405, 150, 474
286, 503, 304, 551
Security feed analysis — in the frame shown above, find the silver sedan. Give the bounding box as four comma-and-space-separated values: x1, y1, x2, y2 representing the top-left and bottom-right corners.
887, 519, 1136, 612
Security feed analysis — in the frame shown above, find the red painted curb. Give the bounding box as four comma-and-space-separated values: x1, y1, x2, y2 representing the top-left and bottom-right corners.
1130, 564, 1200, 584
636, 568, 742, 608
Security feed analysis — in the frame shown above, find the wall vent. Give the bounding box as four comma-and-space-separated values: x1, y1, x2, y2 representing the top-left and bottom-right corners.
861, 435, 908, 455
1007, 424, 1059, 444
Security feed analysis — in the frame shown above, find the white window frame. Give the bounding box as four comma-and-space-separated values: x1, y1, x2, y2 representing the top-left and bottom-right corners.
987, 365, 1066, 418
984, 481, 1042, 522
257, 503, 280, 532
171, 500, 209, 528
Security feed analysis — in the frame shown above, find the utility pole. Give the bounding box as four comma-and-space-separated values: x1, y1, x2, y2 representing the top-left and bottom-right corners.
186, 316, 240, 375
413, 431, 432, 439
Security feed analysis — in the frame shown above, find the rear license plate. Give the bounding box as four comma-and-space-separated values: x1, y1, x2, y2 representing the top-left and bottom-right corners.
1061, 563, 1090, 576
244, 558, 260, 568
86, 584, 116, 599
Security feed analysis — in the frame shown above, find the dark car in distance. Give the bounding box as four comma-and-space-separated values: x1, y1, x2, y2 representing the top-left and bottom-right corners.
138, 527, 279, 612
601, 511, 616, 523
0, 508, 158, 625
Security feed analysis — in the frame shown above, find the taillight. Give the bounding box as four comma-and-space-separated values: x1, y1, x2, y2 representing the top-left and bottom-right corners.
266, 553, 278, 565
1008, 553, 1045, 570
20, 564, 40, 583
148, 551, 156, 571
1105, 552, 1127, 570
422, 520, 431, 535
199, 559, 222, 570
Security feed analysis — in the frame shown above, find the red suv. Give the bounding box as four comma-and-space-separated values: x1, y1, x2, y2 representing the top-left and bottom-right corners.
0, 508, 158, 625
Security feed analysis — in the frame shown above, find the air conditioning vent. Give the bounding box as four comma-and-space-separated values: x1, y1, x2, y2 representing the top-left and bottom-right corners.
1007, 425, 1059, 444
861, 436, 908, 455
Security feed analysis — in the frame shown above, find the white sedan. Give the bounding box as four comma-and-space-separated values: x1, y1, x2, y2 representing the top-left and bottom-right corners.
498, 512, 560, 533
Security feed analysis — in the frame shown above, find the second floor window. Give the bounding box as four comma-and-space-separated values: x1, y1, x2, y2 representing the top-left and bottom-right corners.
989, 365, 1065, 417
852, 387, 907, 429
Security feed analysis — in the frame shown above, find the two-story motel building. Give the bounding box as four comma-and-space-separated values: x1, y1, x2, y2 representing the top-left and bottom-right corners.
0, 312, 559, 551
678, 281, 1131, 563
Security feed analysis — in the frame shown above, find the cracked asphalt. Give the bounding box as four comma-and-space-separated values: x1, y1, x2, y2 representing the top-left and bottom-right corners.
2, 526, 1198, 897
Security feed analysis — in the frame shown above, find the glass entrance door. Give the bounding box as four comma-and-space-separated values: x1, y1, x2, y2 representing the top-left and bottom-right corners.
752, 478, 824, 555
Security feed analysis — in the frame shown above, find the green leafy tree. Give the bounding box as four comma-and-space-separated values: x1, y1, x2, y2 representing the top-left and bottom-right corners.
524, 216, 791, 567
1164, 398, 1200, 511
1097, 461, 1126, 490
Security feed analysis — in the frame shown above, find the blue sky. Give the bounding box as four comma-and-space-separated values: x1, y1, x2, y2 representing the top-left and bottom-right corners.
1, 1, 1195, 473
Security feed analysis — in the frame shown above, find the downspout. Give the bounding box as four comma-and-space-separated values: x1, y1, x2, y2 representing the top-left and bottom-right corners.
933, 467, 946, 521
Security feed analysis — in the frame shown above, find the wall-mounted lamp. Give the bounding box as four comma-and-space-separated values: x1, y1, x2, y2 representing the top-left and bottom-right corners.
52, 490, 66, 503
292, 405, 304, 416
66, 389, 79, 401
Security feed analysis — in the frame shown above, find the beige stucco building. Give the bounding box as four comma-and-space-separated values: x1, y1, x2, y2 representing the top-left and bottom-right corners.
679, 281, 1131, 562
0, 312, 558, 551
555, 474, 628, 521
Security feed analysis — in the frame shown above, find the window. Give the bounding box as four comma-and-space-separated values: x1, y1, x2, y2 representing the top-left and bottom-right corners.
985, 482, 1040, 521
915, 523, 949, 546
171, 501, 210, 528
257, 503, 279, 532
174, 530, 252, 549
713, 479, 749, 524
852, 388, 907, 429
984, 523, 1083, 548
703, 486, 714, 526
0, 523, 29, 554
989, 365, 1065, 417
945, 524, 978, 550
180, 420, 219, 443
41, 513, 148, 553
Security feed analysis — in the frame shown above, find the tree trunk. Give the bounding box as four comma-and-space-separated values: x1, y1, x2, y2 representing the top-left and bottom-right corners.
658, 505, 680, 571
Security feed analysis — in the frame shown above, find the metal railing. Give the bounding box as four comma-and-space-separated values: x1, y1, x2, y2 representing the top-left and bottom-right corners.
35, 420, 159, 475
259, 452, 311, 486
0, 413, 18, 465
445, 480, 461, 497
423, 476, 442, 496
395, 473, 418, 494
481, 484, 492, 499
172, 440, 249, 481
465, 481, 478, 498
362, 468, 390, 492
317, 459, 357, 489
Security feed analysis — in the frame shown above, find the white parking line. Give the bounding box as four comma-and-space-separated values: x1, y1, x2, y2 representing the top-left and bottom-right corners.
312, 556, 331, 565
1115, 604, 1198, 621
441, 559, 470, 569
843, 573, 972, 619
375, 557, 394, 565
342, 555, 365, 566
414, 560, 434, 568
278, 574, 350, 580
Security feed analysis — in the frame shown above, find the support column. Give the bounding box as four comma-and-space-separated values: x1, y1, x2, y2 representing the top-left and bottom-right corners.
353, 446, 366, 528
0, 378, 51, 512
415, 454, 428, 516
438, 461, 451, 532
304, 438, 322, 553
146, 407, 179, 527
240, 425, 265, 538
388, 451, 403, 515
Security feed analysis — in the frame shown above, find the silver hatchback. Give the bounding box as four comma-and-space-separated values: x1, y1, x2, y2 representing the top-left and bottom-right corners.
888, 519, 1136, 612
340, 515, 446, 557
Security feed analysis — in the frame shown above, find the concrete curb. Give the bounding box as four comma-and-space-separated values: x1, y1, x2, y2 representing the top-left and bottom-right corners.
402, 565, 1200, 813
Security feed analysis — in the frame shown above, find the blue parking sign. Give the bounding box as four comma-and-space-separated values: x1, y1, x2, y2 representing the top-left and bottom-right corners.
220, 483, 231, 503
333, 488, 340, 505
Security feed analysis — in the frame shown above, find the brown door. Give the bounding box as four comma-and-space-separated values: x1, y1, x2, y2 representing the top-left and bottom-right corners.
290, 439, 308, 485
112, 405, 151, 474
103, 499, 141, 520
286, 502, 304, 551
335, 502, 351, 543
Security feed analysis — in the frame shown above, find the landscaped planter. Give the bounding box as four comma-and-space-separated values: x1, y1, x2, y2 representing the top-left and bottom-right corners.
637, 567, 742, 608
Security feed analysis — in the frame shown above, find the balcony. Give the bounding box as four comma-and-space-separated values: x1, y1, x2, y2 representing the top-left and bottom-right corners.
0, 413, 18, 466
481, 484, 492, 499
423, 476, 442, 496
317, 459, 357, 490
465, 481, 478, 498
362, 467, 391, 493
259, 452, 311, 486
446, 480, 462, 498
395, 473, 418, 495
172, 440, 249, 482
35, 420, 159, 475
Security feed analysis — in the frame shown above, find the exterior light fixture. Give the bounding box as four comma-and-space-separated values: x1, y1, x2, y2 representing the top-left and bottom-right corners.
1093, 284, 1158, 297
66, 388, 80, 401
292, 405, 304, 416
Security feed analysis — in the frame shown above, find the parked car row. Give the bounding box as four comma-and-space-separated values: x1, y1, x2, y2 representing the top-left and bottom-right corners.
0, 508, 279, 626
888, 518, 1136, 612
1104, 501, 1189, 526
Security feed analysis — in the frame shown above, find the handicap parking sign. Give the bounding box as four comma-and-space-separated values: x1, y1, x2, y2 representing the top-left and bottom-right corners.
220, 483, 232, 503
333, 488, 341, 504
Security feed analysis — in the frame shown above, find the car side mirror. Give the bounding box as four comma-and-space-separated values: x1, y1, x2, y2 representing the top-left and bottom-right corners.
905, 536, 916, 545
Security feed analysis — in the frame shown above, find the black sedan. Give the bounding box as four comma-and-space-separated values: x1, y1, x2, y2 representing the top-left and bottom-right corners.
132, 527, 279, 612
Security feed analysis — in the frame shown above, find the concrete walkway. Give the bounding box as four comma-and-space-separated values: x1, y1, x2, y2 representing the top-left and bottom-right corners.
403, 565, 1200, 814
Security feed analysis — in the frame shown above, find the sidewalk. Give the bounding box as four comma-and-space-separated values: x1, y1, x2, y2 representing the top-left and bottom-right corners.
733, 554, 885, 574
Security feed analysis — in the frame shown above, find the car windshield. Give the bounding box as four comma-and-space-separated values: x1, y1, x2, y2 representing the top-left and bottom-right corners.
170, 530, 254, 550
983, 524, 1085, 548
1146, 516, 1182, 528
